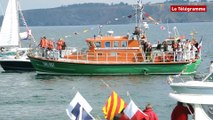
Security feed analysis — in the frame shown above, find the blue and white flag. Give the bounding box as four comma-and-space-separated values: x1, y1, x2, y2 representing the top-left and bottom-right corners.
19, 29, 32, 40
66, 92, 94, 120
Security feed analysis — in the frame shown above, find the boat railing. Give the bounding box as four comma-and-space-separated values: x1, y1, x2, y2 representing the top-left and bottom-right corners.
31, 47, 199, 64
167, 75, 195, 84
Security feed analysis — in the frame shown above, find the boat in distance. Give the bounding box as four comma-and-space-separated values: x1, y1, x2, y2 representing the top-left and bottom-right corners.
27, 2, 201, 76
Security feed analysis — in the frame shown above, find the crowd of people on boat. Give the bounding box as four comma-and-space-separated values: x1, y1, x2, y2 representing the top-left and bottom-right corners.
38, 36, 66, 59
140, 38, 200, 62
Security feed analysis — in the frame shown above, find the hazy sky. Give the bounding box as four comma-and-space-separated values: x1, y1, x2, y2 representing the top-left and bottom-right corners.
0, 0, 165, 11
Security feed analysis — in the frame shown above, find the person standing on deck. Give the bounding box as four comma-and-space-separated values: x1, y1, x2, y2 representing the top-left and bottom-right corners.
56, 38, 64, 58
183, 40, 191, 61
39, 36, 48, 57
176, 40, 183, 61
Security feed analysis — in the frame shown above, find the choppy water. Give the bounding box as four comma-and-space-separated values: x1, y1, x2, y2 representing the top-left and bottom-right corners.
0, 22, 213, 120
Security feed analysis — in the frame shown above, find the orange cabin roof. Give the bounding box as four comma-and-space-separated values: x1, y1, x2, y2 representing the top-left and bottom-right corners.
86, 36, 140, 49
86, 36, 129, 42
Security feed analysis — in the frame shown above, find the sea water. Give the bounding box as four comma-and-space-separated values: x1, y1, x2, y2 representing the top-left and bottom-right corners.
0, 22, 213, 120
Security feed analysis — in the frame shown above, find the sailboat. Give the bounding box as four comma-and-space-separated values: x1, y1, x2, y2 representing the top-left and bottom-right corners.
0, 0, 35, 72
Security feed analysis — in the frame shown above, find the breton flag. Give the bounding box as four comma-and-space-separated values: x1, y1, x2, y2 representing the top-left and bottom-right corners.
123, 100, 148, 120
102, 91, 127, 120
66, 92, 94, 120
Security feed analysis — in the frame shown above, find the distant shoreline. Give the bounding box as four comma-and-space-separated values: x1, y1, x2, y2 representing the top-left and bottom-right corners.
0, 2, 212, 26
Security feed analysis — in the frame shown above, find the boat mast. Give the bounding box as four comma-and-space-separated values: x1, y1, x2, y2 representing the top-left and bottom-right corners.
133, 0, 147, 40
17, 0, 37, 48
16, 0, 21, 48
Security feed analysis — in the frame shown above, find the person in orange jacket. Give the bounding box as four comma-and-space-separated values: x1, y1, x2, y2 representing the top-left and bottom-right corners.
57, 38, 65, 57
39, 36, 48, 57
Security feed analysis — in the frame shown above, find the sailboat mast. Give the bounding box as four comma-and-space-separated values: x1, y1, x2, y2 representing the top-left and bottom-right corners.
17, 0, 21, 48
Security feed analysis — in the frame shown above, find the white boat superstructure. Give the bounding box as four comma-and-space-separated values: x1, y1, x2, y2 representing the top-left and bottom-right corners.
168, 62, 213, 120
169, 77, 213, 94
170, 93, 213, 120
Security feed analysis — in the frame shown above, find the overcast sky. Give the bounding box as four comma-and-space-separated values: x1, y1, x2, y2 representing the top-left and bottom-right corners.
0, 0, 165, 12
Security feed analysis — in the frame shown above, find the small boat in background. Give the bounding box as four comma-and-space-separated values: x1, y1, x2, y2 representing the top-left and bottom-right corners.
0, 48, 34, 72
28, 1, 201, 75
0, 0, 35, 72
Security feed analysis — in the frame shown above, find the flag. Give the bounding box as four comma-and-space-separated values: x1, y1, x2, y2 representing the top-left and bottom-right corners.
102, 91, 127, 120
127, 15, 132, 18
144, 12, 149, 17
160, 26, 166, 30
19, 30, 31, 40
123, 100, 147, 120
66, 92, 94, 120
198, 38, 202, 49
197, 37, 203, 54
143, 12, 158, 24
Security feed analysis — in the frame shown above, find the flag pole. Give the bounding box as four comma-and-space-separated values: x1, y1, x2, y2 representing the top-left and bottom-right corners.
126, 91, 132, 101
101, 80, 114, 91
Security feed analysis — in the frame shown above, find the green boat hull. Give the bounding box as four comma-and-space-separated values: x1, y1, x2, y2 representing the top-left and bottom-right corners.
28, 56, 201, 75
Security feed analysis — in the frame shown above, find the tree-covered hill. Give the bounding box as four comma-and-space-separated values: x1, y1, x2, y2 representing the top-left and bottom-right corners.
0, 2, 212, 26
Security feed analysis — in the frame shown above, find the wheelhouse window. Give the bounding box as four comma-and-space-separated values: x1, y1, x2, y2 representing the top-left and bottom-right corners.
94, 42, 101, 48
105, 42, 110, 47
113, 41, 119, 47
98, 53, 102, 56
122, 41, 127, 47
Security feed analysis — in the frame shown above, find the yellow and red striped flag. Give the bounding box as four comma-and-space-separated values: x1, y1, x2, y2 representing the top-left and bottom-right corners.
102, 91, 127, 120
